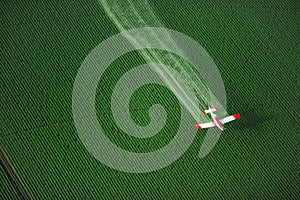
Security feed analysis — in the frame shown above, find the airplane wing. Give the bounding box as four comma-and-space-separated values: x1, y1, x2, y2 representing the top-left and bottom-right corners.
220, 114, 240, 124
194, 122, 215, 130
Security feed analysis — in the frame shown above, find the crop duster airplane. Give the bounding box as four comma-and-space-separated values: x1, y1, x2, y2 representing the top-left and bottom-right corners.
194, 106, 240, 131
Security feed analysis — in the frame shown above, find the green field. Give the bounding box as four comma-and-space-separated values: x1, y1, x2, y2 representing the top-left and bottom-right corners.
1, 0, 299, 199
0, 165, 20, 200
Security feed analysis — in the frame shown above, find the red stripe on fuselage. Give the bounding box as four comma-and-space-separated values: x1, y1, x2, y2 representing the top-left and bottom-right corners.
215, 117, 223, 129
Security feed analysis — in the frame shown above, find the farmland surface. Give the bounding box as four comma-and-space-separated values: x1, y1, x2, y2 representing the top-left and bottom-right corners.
0, 0, 299, 199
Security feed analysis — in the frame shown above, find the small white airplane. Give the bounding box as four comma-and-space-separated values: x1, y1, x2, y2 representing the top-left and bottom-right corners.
194, 106, 240, 131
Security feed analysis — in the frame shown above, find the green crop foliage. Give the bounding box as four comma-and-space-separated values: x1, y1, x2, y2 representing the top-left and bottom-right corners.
0, 0, 299, 199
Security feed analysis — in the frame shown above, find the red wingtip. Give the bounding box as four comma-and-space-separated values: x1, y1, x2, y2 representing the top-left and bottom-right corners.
194, 125, 202, 130
202, 110, 206, 115
233, 114, 241, 119
215, 107, 218, 111
209, 105, 212, 108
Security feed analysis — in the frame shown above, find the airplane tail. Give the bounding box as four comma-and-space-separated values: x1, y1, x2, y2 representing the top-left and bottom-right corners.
202, 105, 218, 115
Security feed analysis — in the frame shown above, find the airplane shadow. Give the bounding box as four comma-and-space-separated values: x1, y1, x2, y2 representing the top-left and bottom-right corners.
233, 107, 274, 130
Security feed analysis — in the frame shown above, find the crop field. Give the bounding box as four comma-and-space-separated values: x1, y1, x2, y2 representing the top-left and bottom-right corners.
0, 0, 299, 199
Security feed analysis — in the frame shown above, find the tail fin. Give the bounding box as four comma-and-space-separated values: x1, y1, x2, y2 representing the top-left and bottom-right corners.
202, 106, 218, 115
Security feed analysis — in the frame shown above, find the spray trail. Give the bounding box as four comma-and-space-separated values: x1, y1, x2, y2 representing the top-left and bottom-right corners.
99, 0, 226, 122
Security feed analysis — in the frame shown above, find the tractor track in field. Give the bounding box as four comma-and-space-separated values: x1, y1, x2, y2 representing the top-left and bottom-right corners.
0, 105, 183, 140
0, 147, 32, 200
0, 103, 286, 140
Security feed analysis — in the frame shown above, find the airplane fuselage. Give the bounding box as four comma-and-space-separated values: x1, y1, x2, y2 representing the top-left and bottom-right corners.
210, 113, 224, 131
